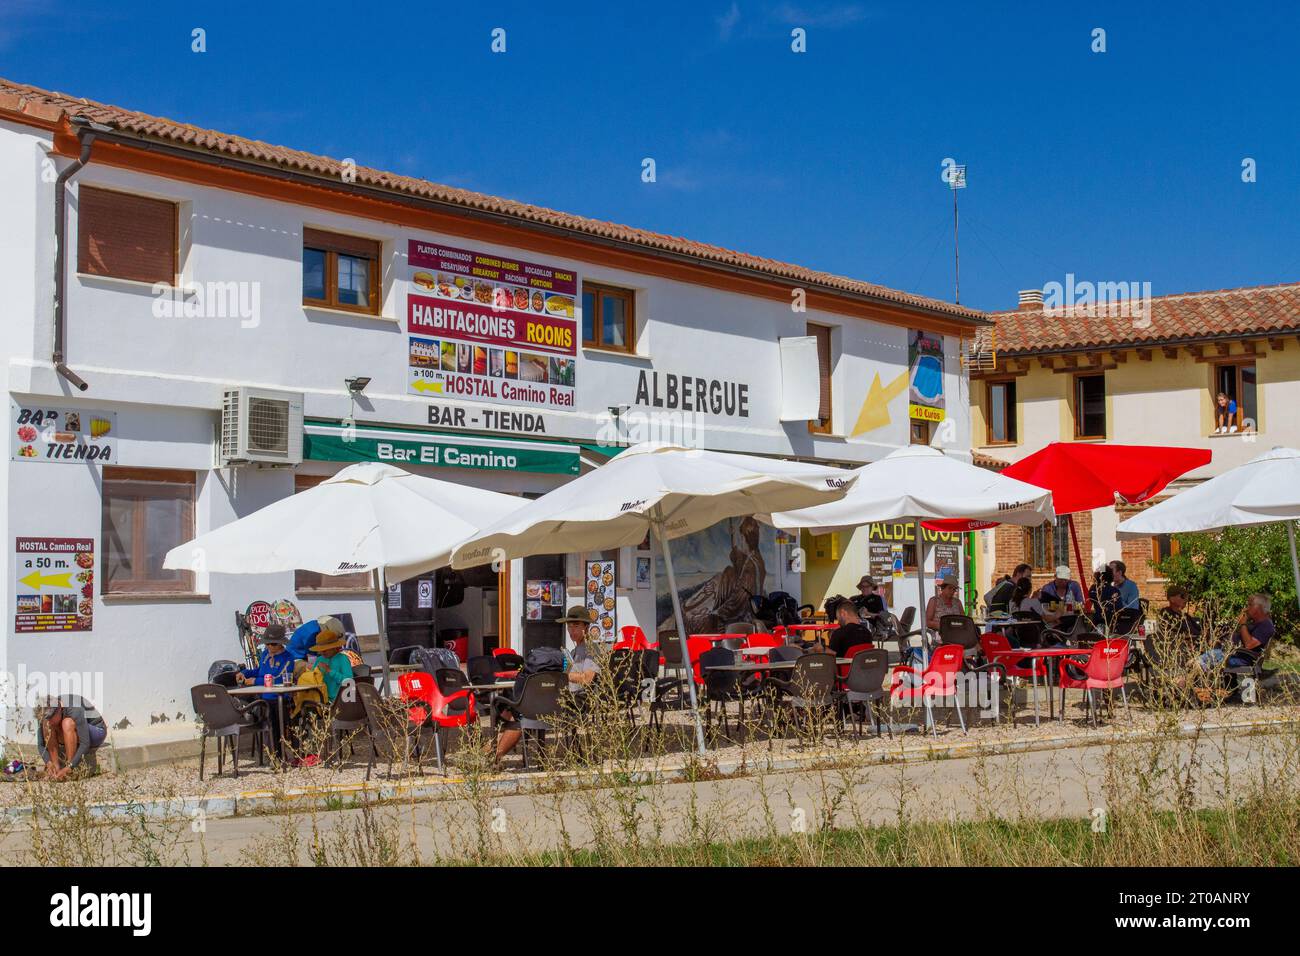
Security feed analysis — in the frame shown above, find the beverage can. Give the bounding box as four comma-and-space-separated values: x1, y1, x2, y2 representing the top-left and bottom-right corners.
263, 673, 273, 688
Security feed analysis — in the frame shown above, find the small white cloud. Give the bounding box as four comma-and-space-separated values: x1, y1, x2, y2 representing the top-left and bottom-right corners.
770, 3, 870, 28
717, 2, 742, 40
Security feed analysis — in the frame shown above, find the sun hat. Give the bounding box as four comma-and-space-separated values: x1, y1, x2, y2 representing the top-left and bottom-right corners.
1054, 565, 1071, 580
309, 619, 346, 653
556, 605, 593, 625
259, 623, 287, 645
940, 574, 959, 589
856, 575, 876, 588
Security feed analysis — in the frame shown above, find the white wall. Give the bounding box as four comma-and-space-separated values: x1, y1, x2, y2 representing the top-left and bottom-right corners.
1, 121, 976, 736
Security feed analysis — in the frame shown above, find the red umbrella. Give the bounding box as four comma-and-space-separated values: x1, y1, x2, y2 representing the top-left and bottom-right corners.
1001, 443, 1211, 610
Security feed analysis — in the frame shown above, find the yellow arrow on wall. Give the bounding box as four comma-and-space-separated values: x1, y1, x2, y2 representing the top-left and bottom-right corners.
411, 379, 444, 394
851, 370, 909, 436
20, 570, 73, 590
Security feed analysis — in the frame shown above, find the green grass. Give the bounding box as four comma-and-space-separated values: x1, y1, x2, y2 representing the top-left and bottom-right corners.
471, 799, 1300, 868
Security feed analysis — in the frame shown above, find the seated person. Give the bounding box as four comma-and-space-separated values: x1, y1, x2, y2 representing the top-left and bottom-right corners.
36, 695, 108, 781
824, 595, 875, 658
308, 628, 354, 703
1009, 576, 1045, 617
495, 608, 597, 763
1108, 560, 1141, 612
1088, 565, 1118, 625
985, 563, 1031, 615
1198, 593, 1274, 675
1157, 585, 1202, 639
1039, 566, 1084, 628
851, 575, 887, 618
925, 574, 965, 632
234, 623, 294, 739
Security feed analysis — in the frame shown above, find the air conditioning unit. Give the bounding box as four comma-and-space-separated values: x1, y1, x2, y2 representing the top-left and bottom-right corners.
220, 387, 304, 466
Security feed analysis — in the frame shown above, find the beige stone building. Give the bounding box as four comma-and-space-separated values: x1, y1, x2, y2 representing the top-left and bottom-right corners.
969, 282, 1300, 603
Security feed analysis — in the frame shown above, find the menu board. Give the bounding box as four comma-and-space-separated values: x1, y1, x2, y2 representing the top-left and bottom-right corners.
934, 542, 961, 581
584, 560, 616, 641
14, 537, 95, 633
868, 543, 894, 578
10, 402, 116, 464
406, 240, 578, 410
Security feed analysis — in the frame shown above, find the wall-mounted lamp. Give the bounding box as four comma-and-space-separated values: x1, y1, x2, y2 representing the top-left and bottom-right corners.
346, 376, 371, 395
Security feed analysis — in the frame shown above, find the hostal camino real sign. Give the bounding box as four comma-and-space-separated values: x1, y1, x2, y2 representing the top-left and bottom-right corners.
406, 240, 578, 410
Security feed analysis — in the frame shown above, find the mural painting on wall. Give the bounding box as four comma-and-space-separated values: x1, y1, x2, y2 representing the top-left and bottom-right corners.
654, 516, 780, 635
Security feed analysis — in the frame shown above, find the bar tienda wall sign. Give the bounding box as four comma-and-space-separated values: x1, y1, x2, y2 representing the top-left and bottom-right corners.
406, 240, 578, 410
10, 403, 116, 464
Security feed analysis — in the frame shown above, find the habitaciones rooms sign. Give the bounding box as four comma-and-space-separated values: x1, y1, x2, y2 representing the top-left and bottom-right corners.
406, 240, 578, 410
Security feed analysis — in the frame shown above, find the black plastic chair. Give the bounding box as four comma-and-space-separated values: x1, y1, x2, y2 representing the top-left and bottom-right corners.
324, 680, 369, 766
650, 633, 686, 725
700, 646, 761, 739
938, 614, 984, 663
841, 649, 890, 738
466, 655, 498, 685
766, 653, 839, 739
496, 672, 565, 769
355, 679, 407, 781
606, 649, 645, 723
191, 683, 270, 780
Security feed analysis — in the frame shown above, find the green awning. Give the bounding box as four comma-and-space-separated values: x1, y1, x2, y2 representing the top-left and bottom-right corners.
304, 420, 579, 475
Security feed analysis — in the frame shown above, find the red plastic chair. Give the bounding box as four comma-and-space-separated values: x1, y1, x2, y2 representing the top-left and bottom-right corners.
686, 636, 714, 686
398, 670, 477, 770
614, 625, 651, 651
838, 642, 875, 680
980, 632, 1048, 721
1056, 638, 1130, 725
889, 643, 966, 736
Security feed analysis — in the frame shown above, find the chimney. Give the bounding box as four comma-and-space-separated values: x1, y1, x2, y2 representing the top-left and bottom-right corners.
1017, 289, 1044, 311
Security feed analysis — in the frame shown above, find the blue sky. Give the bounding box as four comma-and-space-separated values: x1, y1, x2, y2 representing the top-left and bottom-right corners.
3, 1, 1298, 312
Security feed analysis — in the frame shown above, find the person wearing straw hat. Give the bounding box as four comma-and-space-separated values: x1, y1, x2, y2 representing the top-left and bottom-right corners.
307, 623, 354, 703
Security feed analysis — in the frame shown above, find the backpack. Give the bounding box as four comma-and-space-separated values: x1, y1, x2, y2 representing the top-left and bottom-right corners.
410, 645, 460, 674
522, 646, 565, 676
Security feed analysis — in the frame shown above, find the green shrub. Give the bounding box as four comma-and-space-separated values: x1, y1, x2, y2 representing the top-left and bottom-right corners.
1157, 523, 1298, 641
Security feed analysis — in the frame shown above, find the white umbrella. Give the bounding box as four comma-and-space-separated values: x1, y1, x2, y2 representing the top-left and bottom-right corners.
1116, 446, 1300, 612
766, 445, 1056, 646
451, 442, 857, 754
164, 462, 527, 687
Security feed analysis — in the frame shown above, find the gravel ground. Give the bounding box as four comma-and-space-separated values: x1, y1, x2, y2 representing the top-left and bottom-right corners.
3, 690, 1296, 809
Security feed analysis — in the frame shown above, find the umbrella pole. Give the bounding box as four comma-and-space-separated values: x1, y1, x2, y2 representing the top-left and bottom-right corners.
374, 568, 392, 695
1289, 522, 1300, 616
654, 516, 708, 757
1067, 514, 1091, 613
914, 518, 929, 663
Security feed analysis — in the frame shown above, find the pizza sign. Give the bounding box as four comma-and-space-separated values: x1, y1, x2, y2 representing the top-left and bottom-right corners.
244, 600, 273, 636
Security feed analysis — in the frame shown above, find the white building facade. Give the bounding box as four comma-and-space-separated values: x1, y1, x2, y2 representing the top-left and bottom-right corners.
0, 82, 982, 742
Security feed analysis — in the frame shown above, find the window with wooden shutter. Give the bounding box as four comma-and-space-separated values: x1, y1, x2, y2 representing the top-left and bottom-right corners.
808, 322, 832, 433
77, 186, 178, 284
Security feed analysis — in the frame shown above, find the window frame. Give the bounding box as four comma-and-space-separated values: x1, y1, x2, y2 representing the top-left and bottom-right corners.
1212, 360, 1258, 432
302, 228, 381, 316
1151, 534, 1180, 568
293, 474, 374, 593
1072, 371, 1107, 440
77, 185, 179, 285
909, 418, 932, 445
580, 282, 636, 352
985, 377, 1018, 445
1024, 519, 1072, 573
100, 467, 197, 595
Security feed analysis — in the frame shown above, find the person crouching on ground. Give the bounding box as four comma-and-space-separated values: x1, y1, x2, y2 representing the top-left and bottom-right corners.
36, 695, 108, 781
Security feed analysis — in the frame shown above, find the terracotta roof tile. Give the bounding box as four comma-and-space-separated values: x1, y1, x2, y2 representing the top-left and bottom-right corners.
0, 76, 983, 323
992, 282, 1300, 354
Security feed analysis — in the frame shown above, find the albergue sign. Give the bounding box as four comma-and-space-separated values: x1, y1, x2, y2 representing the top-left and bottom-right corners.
633, 370, 750, 418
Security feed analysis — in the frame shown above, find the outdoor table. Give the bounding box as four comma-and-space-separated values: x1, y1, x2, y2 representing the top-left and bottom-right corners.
465, 680, 518, 729
228, 683, 312, 761
1007, 647, 1091, 725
